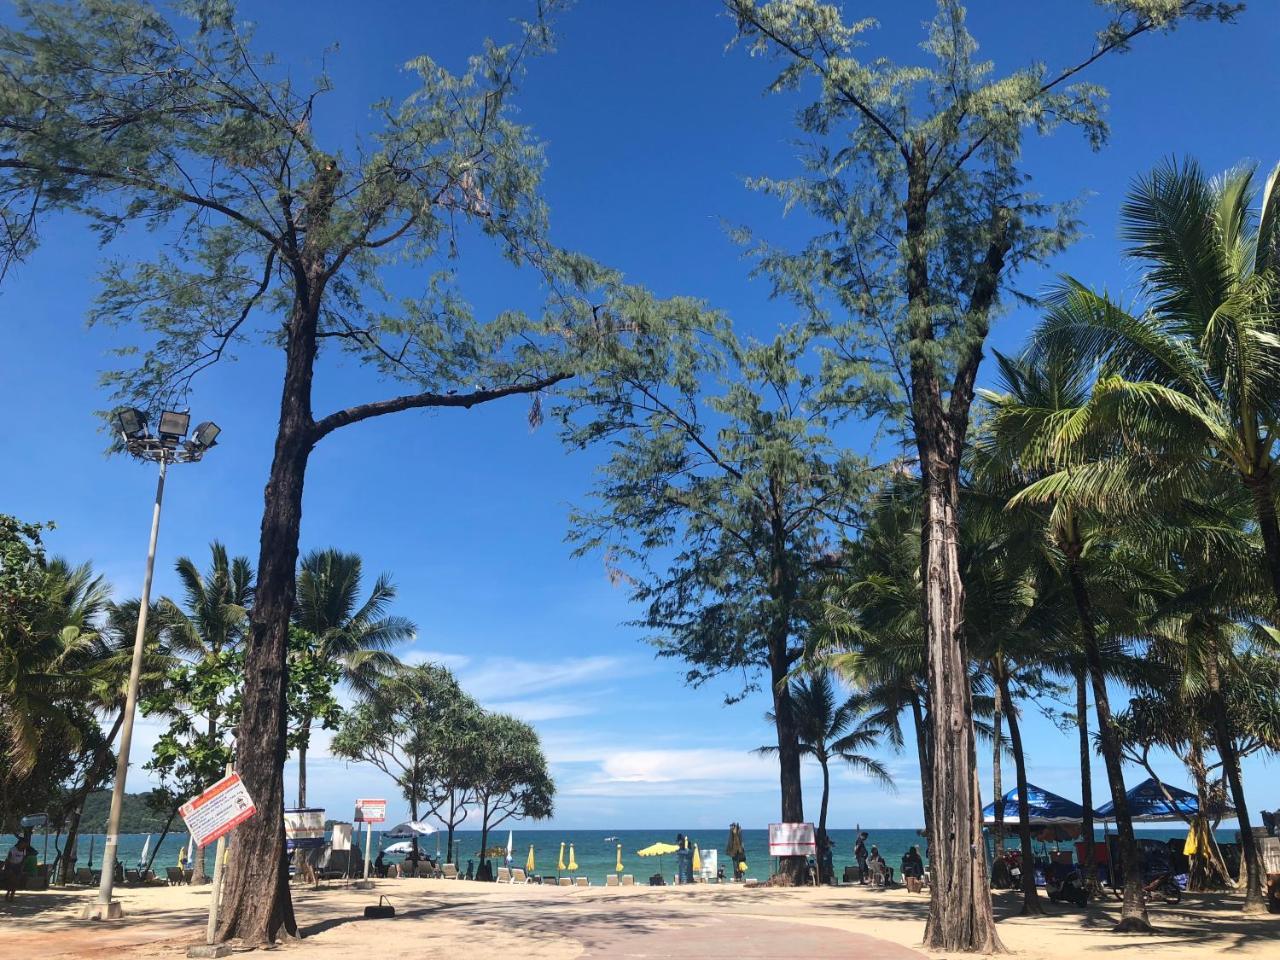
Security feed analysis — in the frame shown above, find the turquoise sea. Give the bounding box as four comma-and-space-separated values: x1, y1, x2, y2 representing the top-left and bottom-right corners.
39, 826, 1237, 887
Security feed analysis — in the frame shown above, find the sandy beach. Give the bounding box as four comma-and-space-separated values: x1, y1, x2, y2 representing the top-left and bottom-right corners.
1, 878, 1274, 960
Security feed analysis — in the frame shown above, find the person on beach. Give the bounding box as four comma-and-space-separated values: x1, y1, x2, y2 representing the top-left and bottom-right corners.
901, 845, 923, 880
4, 835, 32, 901
854, 832, 869, 884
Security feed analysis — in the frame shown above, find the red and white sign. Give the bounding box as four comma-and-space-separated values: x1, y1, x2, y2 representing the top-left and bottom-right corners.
354, 798, 386, 823
768, 822, 817, 857
180, 772, 257, 848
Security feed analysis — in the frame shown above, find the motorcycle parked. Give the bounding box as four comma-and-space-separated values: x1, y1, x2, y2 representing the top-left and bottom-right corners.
1046, 864, 1090, 906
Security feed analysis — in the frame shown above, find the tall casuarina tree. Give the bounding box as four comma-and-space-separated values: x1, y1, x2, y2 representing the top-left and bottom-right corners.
724, 1, 1239, 948
0, 1, 653, 942
563, 320, 870, 882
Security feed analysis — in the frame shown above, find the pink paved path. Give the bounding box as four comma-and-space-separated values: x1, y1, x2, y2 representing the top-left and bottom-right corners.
565, 909, 926, 959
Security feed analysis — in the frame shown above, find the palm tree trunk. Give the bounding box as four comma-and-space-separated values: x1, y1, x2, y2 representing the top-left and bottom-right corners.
818, 755, 831, 882
1205, 679, 1266, 911
1065, 552, 1151, 932
1246, 471, 1280, 610
59, 708, 126, 884
910, 690, 934, 842
1076, 666, 1096, 884
297, 725, 308, 809
996, 668, 1042, 915
992, 693, 1005, 857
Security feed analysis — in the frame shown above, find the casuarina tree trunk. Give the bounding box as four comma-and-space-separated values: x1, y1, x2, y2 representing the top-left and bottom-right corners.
297, 727, 308, 809
1076, 666, 1096, 885
992, 693, 1005, 857
1065, 552, 1150, 933
216, 292, 321, 944
918, 453, 1000, 950
997, 669, 1042, 915
144, 805, 180, 875
769, 631, 806, 884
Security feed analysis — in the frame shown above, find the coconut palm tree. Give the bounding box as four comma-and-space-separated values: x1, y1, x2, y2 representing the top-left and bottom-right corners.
1021, 159, 1280, 913
758, 670, 893, 877
291, 549, 414, 805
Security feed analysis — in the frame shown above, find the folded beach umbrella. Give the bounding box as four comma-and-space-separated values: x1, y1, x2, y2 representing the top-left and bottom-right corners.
527, 844, 536, 873
692, 844, 702, 873
558, 841, 566, 873
615, 843, 623, 873
567, 843, 578, 872
506, 830, 514, 866
138, 834, 151, 870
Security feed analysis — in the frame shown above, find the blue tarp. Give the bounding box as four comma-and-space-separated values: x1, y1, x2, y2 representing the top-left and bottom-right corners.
1095, 777, 1230, 822
983, 783, 1089, 824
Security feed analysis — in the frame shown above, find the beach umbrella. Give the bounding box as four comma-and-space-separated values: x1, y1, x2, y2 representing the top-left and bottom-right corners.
527, 844, 536, 873
692, 843, 702, 874
383, 820, 437, 838
506, 830, 514, 866
384, 841, 414, 854
637, 841, 679, 875
567, 843, 578, 873
558, 841, 566, 875
982, 783, 1089, 825
615, 843, 623, 874
1095, 777, 1231, 822
138, 834, 151, 869
87, 835, 95, 868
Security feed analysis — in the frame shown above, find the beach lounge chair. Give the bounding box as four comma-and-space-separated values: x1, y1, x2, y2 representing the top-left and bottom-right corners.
575, 876, 589, 887
75, 868, 93, 885
166, 867, 184, 885
183, 868, 193, 883
125, 870, 140, 885
557, 877, 572, 886
510, 868, 527, 884
621, 875, 634, 886
605, 874, 619, 887
441, 863, 459, 880
496, 867, 511, 883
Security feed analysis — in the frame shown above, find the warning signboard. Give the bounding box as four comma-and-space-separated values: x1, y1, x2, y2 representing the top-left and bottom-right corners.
354, 798, 386, 823
768, 822, 817, 857
180, 772, 257, 848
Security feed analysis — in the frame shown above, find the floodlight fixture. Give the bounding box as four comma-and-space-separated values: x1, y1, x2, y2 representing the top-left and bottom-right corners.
190, 421, 221, 450
115, 408, 148, 439
157, 410, 191, 446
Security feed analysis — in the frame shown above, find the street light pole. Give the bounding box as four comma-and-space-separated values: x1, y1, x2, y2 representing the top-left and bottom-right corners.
91, 458, 166, 916
83, 409, 220, 921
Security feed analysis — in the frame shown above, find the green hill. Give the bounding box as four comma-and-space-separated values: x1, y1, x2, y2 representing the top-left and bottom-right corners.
77, 791, 171, 834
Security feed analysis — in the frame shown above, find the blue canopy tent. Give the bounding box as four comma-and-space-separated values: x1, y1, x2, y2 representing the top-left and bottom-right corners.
983, 783, 1089, 825
1095, 777, 1231, 822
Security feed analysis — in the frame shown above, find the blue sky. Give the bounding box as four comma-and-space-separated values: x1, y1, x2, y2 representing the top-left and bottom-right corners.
2, 0, 1278, 830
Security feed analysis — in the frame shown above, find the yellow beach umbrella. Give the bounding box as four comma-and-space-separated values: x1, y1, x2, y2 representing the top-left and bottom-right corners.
637, 841, 680, 875
692, 844, 702, 873
558, 842, 566, 873
615, 843, 624, 873
527, 844, 536, 873
567, 843, 578, 872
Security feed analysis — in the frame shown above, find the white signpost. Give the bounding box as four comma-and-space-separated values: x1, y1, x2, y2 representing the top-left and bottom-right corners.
179, 768, 256, 957
767, 822, 817, 857
354, 799, 386, 886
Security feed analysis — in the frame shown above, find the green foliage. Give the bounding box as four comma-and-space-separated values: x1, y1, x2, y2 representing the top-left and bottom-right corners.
564, 317, 870, 697
286, 627, 343, 752
76, 789, 170, 834
471, 712, 554, 843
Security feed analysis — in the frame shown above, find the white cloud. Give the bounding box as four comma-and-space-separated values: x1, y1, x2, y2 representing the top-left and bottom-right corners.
486, 699, 597, 723
600, 748, 775, 784
459, 655, 626, 700
399, 648, 472, 671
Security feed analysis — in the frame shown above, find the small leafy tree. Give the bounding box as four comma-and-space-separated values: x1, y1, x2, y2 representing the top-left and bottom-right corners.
331, 664, 466, 863
471, 712, 554, 877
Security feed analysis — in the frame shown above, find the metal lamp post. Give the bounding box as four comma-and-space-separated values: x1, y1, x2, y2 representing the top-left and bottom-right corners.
83, 409, 220, 920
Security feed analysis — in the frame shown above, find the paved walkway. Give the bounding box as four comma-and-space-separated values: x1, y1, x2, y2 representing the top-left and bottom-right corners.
574, 910, 926, 959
